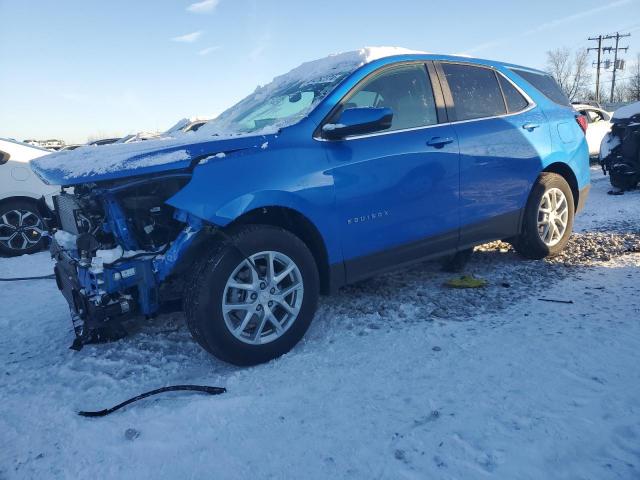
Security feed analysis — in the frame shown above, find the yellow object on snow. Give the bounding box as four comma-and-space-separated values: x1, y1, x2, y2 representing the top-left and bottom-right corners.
444, 275, 488, 289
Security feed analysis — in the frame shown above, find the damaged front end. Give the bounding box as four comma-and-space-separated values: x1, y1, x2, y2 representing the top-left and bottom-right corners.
600, 108, 640, 191
50, 174, 206, 349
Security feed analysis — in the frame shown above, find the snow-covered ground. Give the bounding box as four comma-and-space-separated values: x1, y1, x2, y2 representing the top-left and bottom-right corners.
1, 168, 639, 480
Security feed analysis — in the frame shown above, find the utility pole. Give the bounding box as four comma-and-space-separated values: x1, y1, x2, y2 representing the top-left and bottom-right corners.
608, 32, 630, 102
587, 35, 603, 103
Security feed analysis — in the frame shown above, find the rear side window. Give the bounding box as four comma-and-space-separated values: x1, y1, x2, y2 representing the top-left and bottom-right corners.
497, 75, 529, 113
441, 63, 506, 121
511, 69, 571, 107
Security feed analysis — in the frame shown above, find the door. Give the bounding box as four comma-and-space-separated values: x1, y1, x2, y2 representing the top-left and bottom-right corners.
436, 62, 551, 246
321, 62, 460, 282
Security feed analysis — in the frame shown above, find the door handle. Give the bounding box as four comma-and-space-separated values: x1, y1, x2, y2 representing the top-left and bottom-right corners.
522, 123, 540, 131
426, 136, 454, 148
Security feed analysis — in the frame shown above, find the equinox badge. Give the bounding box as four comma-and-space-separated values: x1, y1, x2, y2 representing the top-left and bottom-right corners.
347, 210, 390, 225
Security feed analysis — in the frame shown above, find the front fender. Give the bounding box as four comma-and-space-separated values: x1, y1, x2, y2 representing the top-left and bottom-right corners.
166, 141, 341, 263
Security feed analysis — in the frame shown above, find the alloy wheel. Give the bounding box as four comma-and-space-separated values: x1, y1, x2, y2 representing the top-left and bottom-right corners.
537, 187, 569, 247
222, 250, 304, 345
0, 209, 44, 252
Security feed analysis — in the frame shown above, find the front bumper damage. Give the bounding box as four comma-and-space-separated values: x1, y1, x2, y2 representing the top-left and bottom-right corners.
599, 117, 640, 189
51, 211, 204, 349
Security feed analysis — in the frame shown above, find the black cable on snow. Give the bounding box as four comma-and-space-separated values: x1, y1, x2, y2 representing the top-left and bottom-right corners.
78, 385, 227, 417
0, 274, 56, 282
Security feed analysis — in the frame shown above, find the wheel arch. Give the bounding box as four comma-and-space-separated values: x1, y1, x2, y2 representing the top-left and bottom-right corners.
0, 195, 51, 218
228, 206, 333, 295
542, 162, 579, 211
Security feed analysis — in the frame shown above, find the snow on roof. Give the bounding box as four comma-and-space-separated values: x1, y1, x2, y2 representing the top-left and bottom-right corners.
261, 46, 426, 90
196, 46, 426, 137
613, 101, 640, 120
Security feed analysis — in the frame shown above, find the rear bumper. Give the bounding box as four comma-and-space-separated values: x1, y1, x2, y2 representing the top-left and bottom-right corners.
576, 185, 590, 214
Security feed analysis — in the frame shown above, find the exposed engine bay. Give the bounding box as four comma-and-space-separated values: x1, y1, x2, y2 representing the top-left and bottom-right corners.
600, 107, 640, 191
55, 176, 188, 250
50, 173, 207, 348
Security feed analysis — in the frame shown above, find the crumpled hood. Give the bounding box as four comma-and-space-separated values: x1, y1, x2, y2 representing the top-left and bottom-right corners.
612, 101, 640, 122
31, 134, 271, 186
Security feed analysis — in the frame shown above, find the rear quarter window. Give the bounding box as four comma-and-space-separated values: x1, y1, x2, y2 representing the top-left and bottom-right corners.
510, 69, 571, 107
497, 75, 529, 113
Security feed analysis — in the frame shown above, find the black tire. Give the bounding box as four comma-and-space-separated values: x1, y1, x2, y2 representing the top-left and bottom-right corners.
184, 225, 319, 366
610, 172, 639, 190
512, 173, 575, 260
0, 199, 47, 257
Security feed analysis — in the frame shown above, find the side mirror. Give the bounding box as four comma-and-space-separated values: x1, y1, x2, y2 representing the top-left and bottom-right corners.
322, 107, 393, 140
0, 151, 10, 166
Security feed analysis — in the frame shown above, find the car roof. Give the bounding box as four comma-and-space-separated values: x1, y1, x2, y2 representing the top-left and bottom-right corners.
364, 53, 548, 75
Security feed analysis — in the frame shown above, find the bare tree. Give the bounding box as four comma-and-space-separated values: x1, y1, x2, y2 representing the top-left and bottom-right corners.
626, 54, 640, 102
545, 47, 591, 101
612, 82, 628, 103
584, 86, 606, 103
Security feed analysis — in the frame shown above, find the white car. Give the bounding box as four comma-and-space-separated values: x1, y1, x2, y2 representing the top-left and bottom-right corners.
0, 138, 59, 256
573, 104, 613, 156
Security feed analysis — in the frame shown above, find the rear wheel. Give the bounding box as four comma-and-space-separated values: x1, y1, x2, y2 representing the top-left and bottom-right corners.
185, 225, 319, 366
512, 173, 575, 260
0, 199, 46, 256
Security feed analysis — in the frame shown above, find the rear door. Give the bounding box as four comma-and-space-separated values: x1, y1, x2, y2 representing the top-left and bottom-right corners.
436, 62, 551, 246
322, 62, 460, 282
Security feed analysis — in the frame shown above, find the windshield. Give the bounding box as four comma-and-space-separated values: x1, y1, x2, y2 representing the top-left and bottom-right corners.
190, 47, 425, 137
202, 74, 352, 135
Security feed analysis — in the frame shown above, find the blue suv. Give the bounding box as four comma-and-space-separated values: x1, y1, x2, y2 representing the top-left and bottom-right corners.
33, 48, 590, 365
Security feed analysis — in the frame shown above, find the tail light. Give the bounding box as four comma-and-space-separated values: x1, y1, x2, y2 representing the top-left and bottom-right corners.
576, 115, 588, 134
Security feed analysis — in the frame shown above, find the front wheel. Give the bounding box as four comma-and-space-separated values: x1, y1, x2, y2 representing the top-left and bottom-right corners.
185, 225, 319, 366
512, 173, 575, 260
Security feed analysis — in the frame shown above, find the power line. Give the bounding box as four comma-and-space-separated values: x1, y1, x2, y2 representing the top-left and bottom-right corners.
587, 35, 604, 102
586, 32, 631, 101
607, 32, 631, 102
584, 75, 634, 88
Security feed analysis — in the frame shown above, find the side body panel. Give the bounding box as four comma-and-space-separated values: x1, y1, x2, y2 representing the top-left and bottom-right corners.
541, 104, 591, 189
436, 62, 553, 245
507, 69, 590, 191
323, 123, 460, 282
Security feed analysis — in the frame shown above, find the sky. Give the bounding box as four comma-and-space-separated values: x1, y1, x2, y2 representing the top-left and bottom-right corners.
1, 0, 639, 144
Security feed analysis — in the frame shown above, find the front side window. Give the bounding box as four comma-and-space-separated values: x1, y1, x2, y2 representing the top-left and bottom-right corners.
340, 64, 438, 131
442, 63, 506, 121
